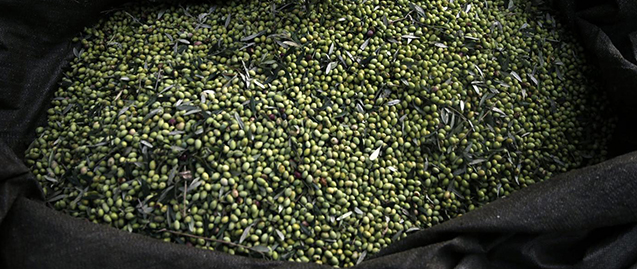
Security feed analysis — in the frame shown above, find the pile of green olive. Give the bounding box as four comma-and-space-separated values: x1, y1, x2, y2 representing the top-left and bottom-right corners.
25, 0, 613, 266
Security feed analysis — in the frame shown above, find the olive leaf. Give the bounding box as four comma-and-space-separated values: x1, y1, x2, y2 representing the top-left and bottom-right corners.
241, 31, 265, 42
234, 112, 245, 131
157, 9, 166, 20
326, 61, 338, 75
354, 207, 364, 215
528, 73, 539, 85
239, 220, 258, 244
370, 146, 382, 161
360, 39, 370, 50
434, 42, 448, 48
357, 250, 367, 265
409, 2, 426, 18
491, 107, 507, 116
46, 193, 67, 203
282, 41, 301, 47
275, 229, 285, 241
249, 245, 270, 253
510, 71, 522, 83
337, 211, 353, 221
224, 13, 231, 29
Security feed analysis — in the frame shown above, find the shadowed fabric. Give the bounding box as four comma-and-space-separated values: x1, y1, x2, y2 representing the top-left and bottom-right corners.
2, 0, 637, 268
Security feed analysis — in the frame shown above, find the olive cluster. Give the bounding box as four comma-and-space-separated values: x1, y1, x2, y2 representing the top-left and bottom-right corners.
25, 0, 613, 267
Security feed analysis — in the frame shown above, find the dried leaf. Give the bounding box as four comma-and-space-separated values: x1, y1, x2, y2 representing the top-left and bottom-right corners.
160, 84, 174, 93
441, 108, 449, 125
354, 207, 364, 215
170, 145, 186, 152
234, 112, 245, 130
249, 245, 270, 253
282, 41, 301, 47
357, 250, 367, 265
197, 12, 208, 22
434, 42, 448, 48
265, 229, 281, 243
157, 9, 166, 20
556, 66, 564, 80
45, 192, 66, 203
491, 107, 507, 116
186, 177, 203, 193
140, 140, 153, 148
356, 102, 365, 113
473, 64, 484, 78
360, 39, 370, 50
184, 109, 202, 116
337, 211, 353, 221
370, 146, 382, 161
528, 73, 538, 86
168, 130, 185, 136
240, 31, 265, 42
116, 105, 131, 117
326, 61, 338, 75
224, 14, 231, 29
239, 221, 257, 244
143, 107, 163, 122
409, 3, 426, 17
44, 175, 58, 183
510, 71, 522, 83
472, 84, 481, 95
73, 47, 81, 59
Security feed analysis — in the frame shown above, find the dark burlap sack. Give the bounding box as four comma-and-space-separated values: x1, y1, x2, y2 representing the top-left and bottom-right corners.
2, 0, 637, 268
